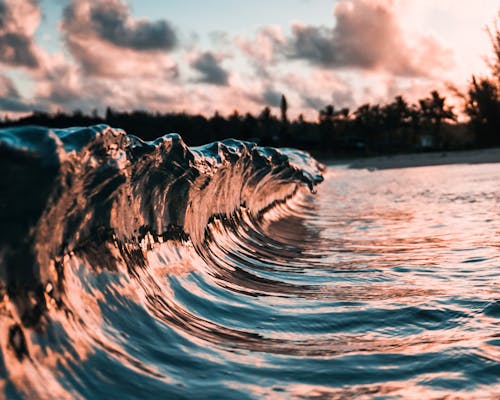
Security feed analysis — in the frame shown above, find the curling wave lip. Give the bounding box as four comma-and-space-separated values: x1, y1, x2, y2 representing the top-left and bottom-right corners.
0, 125, 323, 377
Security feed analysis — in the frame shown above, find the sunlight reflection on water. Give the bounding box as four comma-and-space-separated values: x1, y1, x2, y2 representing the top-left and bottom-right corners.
211, 162, 500, 398
3, 162, 500, 399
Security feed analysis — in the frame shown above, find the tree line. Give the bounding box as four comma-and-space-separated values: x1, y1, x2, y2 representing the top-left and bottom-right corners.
1, 17, 499, 157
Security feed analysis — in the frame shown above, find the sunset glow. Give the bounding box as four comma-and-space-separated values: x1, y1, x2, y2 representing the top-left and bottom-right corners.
1, 0, 498, 119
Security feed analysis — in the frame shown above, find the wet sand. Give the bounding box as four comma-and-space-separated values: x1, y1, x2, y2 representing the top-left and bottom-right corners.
326, 148, 500, 169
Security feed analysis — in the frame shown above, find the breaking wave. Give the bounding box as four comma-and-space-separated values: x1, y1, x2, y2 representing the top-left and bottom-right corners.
0, 125, 323, 398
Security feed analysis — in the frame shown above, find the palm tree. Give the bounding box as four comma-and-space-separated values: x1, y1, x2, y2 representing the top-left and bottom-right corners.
280, 95, 288, 124
418, 91, 456, 148
466, 14, 500, 146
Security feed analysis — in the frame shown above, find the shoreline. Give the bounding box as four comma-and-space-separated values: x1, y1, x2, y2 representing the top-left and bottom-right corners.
320, 147, 500, 170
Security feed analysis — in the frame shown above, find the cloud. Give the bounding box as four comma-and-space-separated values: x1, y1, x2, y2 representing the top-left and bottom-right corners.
0, 0, 40, 68
262, 87, 282, 107
33, 53, 174, 112
65, 0, 176, 51
288, 0, 452, 77
30, 50, 216, 115
0, 97, 41, 112
191, 52, 229, 85
0, 73, 46, 112
34, 54, 83, 106
239, 0, 452, 78
236, 26, 284, 68
61, 0, 178, 77
0, 0, 461, 119
0, 73, 19, 98
302, 95, 327, 110
277, 70, 355, 114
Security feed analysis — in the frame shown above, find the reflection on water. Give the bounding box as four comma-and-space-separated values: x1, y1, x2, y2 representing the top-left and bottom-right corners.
3, 162, 500, 399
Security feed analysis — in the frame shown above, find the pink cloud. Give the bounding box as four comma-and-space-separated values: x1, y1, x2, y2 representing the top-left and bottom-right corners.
236, 26, 285, 68
0, 0, 480, 119
283, 0, 454, 77
60, 0, 178, 78
0, 0, 41, 68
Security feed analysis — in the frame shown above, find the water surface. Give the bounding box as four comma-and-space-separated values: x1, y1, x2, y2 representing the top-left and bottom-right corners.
1, 126, 499, 399
189, 162, 500, 398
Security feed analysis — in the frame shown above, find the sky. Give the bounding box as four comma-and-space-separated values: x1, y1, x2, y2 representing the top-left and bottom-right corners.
0, 0, 498, 120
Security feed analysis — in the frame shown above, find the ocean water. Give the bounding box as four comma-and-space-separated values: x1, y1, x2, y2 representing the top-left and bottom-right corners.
0, 126, 499, 399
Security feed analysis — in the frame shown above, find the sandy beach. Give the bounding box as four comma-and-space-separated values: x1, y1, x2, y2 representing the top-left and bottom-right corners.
325, 148, 500, 169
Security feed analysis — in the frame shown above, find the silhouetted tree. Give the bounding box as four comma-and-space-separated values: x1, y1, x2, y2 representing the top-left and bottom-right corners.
209, 111, 225, 141
465, 14, 500, 146
486, 17, 500, 84
259, 107, 271, 121
418, 91, 456, 148
318, 105, 334, 124
105, 107, 114, 120
280, 95, 288, 124
258, 107, 279, 145
0, 93, 471, 155
466, 77, 500, 146
318, 105, 335, 148
353, 104, 385, 151
381, 96, 415, 149
242, 112, 258, 141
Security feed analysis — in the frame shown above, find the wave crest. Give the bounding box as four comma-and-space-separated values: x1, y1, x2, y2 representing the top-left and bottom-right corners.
0, 124, 323, 348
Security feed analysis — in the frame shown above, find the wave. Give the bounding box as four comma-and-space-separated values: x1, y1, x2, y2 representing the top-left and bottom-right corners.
0, 125, 323, 398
